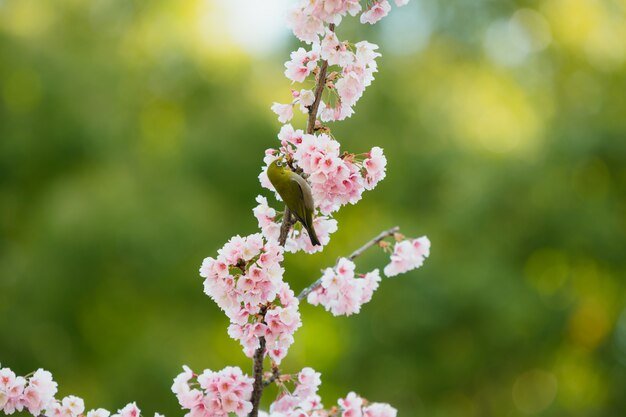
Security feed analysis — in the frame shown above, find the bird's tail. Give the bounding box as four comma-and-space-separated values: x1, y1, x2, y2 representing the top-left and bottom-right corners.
306, 225, 321, 246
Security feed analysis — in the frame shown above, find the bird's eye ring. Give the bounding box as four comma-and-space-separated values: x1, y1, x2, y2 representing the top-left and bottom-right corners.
276, 161, 283, 167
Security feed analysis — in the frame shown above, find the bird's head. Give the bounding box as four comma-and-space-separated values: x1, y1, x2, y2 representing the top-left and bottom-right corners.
268, 157, 290, 176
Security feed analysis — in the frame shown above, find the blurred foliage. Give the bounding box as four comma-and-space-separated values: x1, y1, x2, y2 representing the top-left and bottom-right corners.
1, 0, 626, 416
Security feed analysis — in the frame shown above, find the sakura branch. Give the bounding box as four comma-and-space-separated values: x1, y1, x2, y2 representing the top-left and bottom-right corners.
0, 367, 150, 417
1, 1, 430, 417
297, 225, 401, 302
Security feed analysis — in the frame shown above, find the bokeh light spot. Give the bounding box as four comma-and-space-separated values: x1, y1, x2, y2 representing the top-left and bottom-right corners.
543, 0, 626, 71
556, 349, 607, 411
447, 69, 542, 153
568, 299, 611, 349
218, 0, 291, 55
0, 0, 54, 38
483, 9, 552, 67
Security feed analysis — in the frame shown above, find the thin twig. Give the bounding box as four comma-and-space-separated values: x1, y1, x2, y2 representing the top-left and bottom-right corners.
262, 366, 281, 387
297, 226, 400, 301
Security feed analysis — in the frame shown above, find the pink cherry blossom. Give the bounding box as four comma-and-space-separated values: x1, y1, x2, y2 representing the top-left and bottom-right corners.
383, 236, 431, 277
200, 233, 285, 321
277, 124, 304, 150
271, 103, 294, 123
360, 1, 392, 24
319, 100, 355, 122
293, 368, 321, 399
0, 368, 25, 414
363, 146, 387, 190
289, 0, 362, 34
307, 258, 381, 316
65, 396, 85, 417
363, 403, 398, 417
171, 366, 204, 411
308, 0, 361, 23
112, 402, 140, 417
338, 392, 364, 417
320, 30, 354, 67
22, 369, 58, 415
335, 61, 377, 109
45, 395, 85, 417
297, 89, 315, 113
284, 47, 320, 83
265, 367, 323, 416
286, 7, 325, 44
335, 71, 364, 107
173, 366, 253, 417
87, 408, 111, 417
354, 41, 381, 69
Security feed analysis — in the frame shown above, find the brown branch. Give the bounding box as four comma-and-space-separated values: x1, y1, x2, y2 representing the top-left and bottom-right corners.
278, 207, 294, 246
297, 226, 400, 301
249, 305, 268, 417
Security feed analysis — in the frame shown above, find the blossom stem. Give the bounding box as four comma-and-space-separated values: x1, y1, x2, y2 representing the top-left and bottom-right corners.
296, 226, 400, 301
262, 366, 281, 387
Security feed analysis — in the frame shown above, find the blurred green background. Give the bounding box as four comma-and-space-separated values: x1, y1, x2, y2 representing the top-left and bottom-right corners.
1, 0, 626, 416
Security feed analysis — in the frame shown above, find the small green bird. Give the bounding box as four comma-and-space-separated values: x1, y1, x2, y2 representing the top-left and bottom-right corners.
267, 159, 321, 246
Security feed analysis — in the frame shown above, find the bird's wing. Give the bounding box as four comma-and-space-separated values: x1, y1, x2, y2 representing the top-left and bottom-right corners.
291, 174, 315, 212
287, 175, 314, 227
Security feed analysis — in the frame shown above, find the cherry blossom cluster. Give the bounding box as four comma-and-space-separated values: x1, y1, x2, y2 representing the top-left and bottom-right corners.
290, 135, 387, 214
0, 367, 57, 415
307, 258, 381, 316
199, 233, 285, 320
273, 0, 410, 126
383, 236, 431, 277
273, 38, 380, 123
261, 367, 323, 416
228, 282, 302, 363
259, 368, 397, 417
47, 397, 147, 417
0, 366, 159, 417
172, 366, 254, 417
287, 0, 410, 44
199, 234, 302, 363
338, 393, 397, 417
